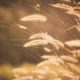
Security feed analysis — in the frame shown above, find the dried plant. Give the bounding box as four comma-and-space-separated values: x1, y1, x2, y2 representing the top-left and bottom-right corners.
37, 55, 64, 67
23, 39, 49, 47
61, 55, 78, 63
65, 40, 80, 47
50, 3, 80, 18
20, 14, 47, 22
18, 25, 28, 30
1, 1, 80, 80
43, 47, 51, 52
23, 32, 64, 50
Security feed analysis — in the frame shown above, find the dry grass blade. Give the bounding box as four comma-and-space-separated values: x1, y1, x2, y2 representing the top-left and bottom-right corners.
29, 32, 47, 40
61, 55, 78, 63
50, 3, 80, 18
65, 40, 80, 47
18, 25, 28, 30
37, 55, 64, 67
43, 47, 51, 52
20, 14, 47, 22
28, 32, 64, 50
59, 69, 79, 80
23, 39, 49, 47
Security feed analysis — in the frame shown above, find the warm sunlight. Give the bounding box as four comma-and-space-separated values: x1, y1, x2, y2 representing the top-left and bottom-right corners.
0, 0, 80, 80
